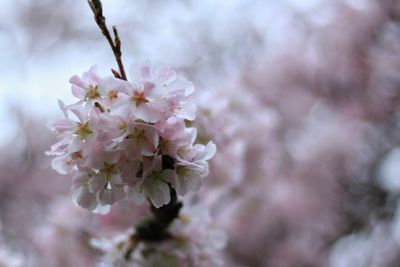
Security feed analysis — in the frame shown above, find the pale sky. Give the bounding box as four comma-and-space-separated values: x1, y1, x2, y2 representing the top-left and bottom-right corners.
0, 0, 328, 147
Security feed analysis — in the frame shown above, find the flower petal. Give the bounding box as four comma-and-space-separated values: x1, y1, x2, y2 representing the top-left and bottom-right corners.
127, 186, 146, 205
89, 174, 107, 193
155, 64, 176, 85
147, 181, 170, 208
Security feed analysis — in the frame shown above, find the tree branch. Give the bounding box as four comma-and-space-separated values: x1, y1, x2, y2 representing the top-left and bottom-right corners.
87, 0, 127, 80
135, 156, 183, 242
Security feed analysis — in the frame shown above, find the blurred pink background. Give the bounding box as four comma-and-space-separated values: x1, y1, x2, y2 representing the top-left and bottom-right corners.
1, 0, 400, 266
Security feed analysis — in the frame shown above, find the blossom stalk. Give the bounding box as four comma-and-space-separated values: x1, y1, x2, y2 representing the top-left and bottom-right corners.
87, 0, 127, 80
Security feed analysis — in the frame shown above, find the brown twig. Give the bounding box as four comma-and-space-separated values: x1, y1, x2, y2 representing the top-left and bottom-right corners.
87, 0, 127, 80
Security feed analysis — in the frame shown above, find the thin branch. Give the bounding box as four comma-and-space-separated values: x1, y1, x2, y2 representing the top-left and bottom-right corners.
87, 0, 127, 80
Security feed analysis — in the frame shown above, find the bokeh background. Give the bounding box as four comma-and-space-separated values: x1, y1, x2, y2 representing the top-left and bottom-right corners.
1, 0, 400, 266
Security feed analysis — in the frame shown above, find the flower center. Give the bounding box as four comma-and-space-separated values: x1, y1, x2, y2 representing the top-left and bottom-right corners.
75, 122, 93, 140
131, 91, 149, 107
67, 151, 83, 165
119, 121, 128, 130
86, 85, 101, 99
101, 162, 118, 178
108, 90, 118, 100
176, 166, 190, 177
127, 127, 146, 141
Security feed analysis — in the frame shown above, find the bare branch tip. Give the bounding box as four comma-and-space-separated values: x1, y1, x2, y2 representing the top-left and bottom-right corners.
111, 68, 122, 79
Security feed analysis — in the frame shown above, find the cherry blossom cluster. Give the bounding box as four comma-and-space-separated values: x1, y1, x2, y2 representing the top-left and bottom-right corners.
92, 204, 226, 267
47, 62, 216, 212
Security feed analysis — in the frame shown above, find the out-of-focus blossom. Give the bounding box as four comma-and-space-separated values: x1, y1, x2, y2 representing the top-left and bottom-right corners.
0, 249, 24, 267
329, 223, 399, 267
92, 204, 226, 267
31, 198, 98, 266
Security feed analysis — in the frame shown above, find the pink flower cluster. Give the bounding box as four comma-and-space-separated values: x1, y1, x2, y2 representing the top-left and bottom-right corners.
47, 62, 216, 212
91, 204, 226, 267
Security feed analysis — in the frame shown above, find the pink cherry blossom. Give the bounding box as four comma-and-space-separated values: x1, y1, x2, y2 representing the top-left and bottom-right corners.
126, 156, 174, 208
69, 66, 103, 101
117, 122, 159, 159
48, 61, 215, 212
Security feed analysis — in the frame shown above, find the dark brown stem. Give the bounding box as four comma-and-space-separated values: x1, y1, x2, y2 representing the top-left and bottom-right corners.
135, 156, 182, 242
87, 0, 127, 80
135, 186, 182, 242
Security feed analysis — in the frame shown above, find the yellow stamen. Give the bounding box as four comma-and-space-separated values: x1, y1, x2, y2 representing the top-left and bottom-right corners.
86, 85, 101, 99
75, 122, 93, 140
130, 91, 149, 107
101, 162, 118, 178
127, 128, 146, 141
119, 121, 128, 130
108, 90, 118, 100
